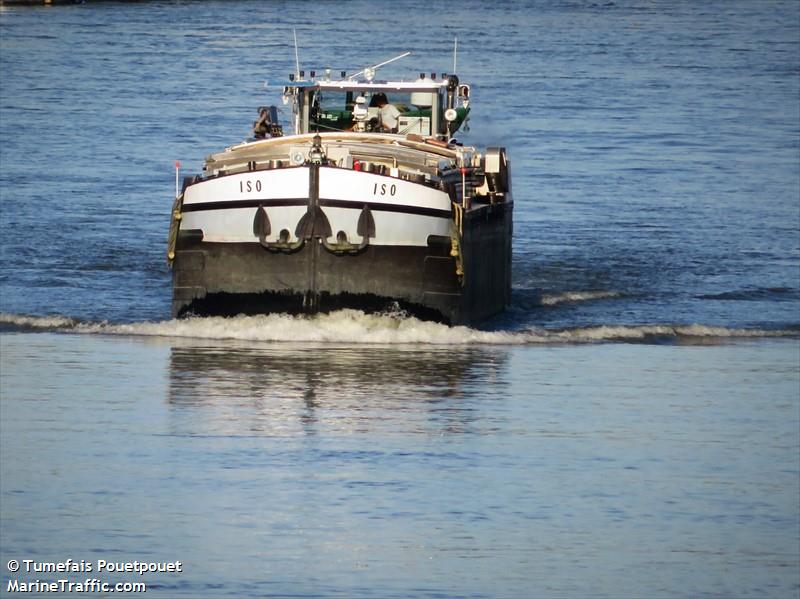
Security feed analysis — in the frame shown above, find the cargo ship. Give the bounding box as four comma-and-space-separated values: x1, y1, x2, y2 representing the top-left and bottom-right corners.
167, 53, 512, 324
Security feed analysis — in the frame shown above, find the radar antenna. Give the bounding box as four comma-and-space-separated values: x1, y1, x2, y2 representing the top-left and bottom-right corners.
347, 51, 411, 81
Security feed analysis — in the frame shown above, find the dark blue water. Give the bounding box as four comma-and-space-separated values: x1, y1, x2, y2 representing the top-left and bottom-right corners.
1, 0, 798, 331
1, 2, 799, 597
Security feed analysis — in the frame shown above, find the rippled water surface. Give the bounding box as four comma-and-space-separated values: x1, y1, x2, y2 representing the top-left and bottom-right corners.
2, 332, 799, 598
1, 1, 799, 597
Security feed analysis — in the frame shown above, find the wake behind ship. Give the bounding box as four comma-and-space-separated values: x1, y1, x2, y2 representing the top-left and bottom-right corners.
167, 53, 513, 325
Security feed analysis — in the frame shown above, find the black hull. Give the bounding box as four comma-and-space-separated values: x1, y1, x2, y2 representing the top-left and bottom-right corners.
172, 201, 512, 326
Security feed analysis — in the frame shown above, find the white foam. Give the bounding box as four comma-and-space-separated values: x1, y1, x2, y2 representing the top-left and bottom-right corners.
539, 290, 621, 306
530, 324, 796, 342
672, 324, 789, 338
1, 311, 795, 345
75, 311, 523, 345
0, 312, 77, 329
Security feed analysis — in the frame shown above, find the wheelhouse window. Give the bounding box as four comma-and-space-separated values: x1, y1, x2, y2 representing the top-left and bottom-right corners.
307, 90, 437, 135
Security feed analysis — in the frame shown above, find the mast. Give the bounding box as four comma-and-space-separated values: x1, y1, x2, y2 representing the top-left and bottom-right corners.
293, 28, 301, 80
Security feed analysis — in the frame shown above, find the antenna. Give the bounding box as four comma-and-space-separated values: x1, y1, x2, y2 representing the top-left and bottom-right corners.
293, 28, 301, 79
348, 51, 411, 81
453, 37, 458, 74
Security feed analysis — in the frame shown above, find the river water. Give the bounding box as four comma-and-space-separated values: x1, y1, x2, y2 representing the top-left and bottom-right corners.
1, 1, 798, 597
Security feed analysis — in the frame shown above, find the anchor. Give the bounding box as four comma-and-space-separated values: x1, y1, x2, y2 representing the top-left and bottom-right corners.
321, 204, 375, 255
253, 204, 305, 253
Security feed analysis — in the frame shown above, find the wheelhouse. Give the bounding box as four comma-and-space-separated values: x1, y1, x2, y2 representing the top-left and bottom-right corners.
282, 75, 471, 140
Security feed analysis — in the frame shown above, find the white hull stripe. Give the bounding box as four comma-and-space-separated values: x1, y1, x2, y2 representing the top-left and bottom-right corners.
182, 198, 451, 219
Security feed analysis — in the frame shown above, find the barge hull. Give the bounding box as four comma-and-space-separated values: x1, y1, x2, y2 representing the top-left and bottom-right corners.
171, 201, 511, 325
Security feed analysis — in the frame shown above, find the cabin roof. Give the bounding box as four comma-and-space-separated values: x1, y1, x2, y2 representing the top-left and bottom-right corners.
281, 79, 450, 93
